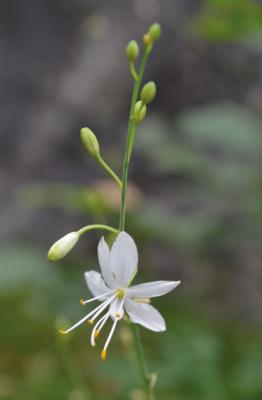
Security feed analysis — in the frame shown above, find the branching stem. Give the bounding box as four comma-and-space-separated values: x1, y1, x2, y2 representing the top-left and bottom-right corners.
78, 224, 119, 237
95, 154, 122, 188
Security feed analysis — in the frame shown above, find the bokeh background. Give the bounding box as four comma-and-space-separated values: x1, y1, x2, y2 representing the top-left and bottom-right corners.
1, 1, 262, 399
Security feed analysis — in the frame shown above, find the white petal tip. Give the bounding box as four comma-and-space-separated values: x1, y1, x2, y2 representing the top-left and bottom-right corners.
170, 280, 181, 289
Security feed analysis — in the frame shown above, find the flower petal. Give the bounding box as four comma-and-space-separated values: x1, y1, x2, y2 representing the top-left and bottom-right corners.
109, 231, 138, 287
98, 236, 116, 288
124, 298, 166, 332
127, 280, 181, 299
85, 270, 111, 298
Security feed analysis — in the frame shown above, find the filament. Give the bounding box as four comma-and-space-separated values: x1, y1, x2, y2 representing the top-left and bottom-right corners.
60, 295, 115, 334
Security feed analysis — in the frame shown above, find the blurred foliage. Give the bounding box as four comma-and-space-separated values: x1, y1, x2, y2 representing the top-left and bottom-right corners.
1, 246, 262, 400
136, 107, 262, 246
194, 0, 262, 41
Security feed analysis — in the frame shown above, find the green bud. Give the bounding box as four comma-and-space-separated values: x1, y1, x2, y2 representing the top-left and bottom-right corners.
126, 40, 139, 62
140, 81, 157, 104
80, 127, 100, 158
47, 232, 79, 261
133, 100, 147, 123
148, 23, 161, 42
143, 33, 151, 46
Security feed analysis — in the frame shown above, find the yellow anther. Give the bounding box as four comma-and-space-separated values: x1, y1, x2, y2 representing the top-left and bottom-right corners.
59, 329, 68, 335
80, 298, 84, 305
116, 312, 121, 318
116, 288, 125, 299
95, 330, 100, 338
101, 349, 107, 361
87, 319, 94, 326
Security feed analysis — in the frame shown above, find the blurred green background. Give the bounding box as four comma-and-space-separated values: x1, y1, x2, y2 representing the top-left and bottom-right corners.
1, 0, 262, 399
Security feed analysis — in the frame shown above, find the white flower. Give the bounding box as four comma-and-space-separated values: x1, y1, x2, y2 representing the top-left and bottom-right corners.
60, 231, 180, 360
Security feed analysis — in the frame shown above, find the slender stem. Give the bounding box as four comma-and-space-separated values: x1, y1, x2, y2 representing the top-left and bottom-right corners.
132, 324, 151, 388
78, 224, 119, 237
129, 62, 138, 80
119, 45, 154, 399
119, 46, 152, 231
95, 154, 122, 188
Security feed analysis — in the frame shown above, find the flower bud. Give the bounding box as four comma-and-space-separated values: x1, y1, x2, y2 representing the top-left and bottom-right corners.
148, 23, 161, 42
143, 34, 151, 46
140, 81, 157, 104
133, 100, 147, 123
47, 232, 79, 261
126, 40, 139, 62
80, 127, 100, 158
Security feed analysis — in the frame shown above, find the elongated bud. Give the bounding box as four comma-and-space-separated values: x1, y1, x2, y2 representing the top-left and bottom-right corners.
133, 100, 147, 123
126, 40, 139, 62
47, 232, 79, 261
140, 81, 157, 104
80, 127, 100, 158
148, 23, 161, 42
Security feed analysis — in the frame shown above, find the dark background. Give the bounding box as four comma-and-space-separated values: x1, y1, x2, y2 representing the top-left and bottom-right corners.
1, 1, 262, 399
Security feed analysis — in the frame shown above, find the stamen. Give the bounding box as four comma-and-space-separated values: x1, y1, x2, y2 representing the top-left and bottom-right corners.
91, 295, 116, 322
87, 320, 94, 325
114, 295, 125, 320
99, 296, 125, 356
134, 298, 151, 304
81, 291, 112, 305
59, 295, 115, 335
90, 310, 111, 347
101, 350, 107, 361
101, 318, 118, 357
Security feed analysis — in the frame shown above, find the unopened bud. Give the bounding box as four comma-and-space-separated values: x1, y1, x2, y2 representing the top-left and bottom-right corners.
140, 81, 157, 104
133, 101, 147, 123
126, 40, 139, 62
143, 34, 151, 46
47, 232, 79, 261
80, 127, 100, 158
148, 23, 161, 42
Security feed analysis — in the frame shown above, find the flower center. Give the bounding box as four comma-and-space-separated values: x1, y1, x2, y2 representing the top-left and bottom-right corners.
116, 288, 125, 299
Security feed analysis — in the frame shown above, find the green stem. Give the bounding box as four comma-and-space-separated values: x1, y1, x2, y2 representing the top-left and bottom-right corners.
119, 46, 152, 231
119, 45, 154, 400
78, 224, 119, 237
129, 62, 138, 80
96, 154, 122, 188
132, 324, 151, 391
